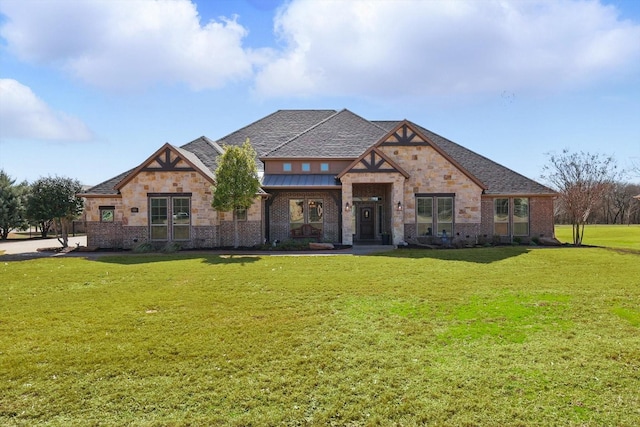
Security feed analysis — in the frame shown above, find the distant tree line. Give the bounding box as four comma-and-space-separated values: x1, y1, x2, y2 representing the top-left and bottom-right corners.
0, 170, 83, 247
543, 150, 640, 245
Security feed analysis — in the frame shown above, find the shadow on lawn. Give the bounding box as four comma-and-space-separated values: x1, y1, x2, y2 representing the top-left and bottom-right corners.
91, 253, 261, 266
373, 246, 531, 264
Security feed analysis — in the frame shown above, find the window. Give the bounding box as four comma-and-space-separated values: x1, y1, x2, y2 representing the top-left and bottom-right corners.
99, 206, 115, 222
150, 198, 168, 240
320, 163, 329, 172
437, 197, 453, 236
513, 198, 529, 236
416, 195, 453, 237
235, 207, 247, 221
283, 163, 292, 172
302, 163, 310, 172
289, 199, 304, 234
172, 197, 190, 240
150, 196, 191, 240
289, 198, 324, 235
494, 198, 509, 235
494, 198, 529, 236
308, 199, 323, 234
416, 197, 433, 235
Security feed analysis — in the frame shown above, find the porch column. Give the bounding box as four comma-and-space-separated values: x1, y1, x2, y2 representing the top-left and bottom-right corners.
391, 176, 405, 245
341, 178, 353, 245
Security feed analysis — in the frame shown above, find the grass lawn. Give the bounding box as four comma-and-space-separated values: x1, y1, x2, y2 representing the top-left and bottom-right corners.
2, 248, 639, 426
555, 224, 640, 250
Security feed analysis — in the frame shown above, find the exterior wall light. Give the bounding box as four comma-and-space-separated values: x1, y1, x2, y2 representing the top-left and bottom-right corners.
397, 201, 403, 211
345, 202, 351, 212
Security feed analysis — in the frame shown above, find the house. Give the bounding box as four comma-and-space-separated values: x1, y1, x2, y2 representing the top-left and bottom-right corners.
79, 109, 557, 249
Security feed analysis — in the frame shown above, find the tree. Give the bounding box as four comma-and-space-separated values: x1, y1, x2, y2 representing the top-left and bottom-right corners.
26, 176, 84, 247
542, 149, 618, 245
211, 139, 261, 248
0, 170, 28, 240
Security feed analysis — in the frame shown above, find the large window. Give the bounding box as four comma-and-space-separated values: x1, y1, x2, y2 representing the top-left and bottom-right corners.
150, 196, 190, 241
494, 197, 529, 236
289, 198, 323, 235
416, 195, 453, 237
494, 198, 509, 235
513, 198, 529, 236
172, 197, 190, 240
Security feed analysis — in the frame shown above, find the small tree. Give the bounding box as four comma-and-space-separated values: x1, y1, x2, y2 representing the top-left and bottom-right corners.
26, 176, 84, 247
542, 149, 618, 245
211, 139, 261, 248
0, 170, 29, 240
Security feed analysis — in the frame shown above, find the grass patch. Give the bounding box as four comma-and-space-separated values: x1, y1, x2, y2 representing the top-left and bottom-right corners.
555, 224, 640, 250
1, 247, 639, 425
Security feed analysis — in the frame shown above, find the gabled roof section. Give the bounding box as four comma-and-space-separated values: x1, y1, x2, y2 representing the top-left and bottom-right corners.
376, 121, 486, 189
180, 136, 224, 173
262, 109, 388, 159
373, 120, 555, 195
114, 142, 215, 191
337, 147, 410, 179
216, 110, 337, 157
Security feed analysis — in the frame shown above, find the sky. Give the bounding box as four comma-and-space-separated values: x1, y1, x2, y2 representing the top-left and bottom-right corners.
1, 0, 639, 187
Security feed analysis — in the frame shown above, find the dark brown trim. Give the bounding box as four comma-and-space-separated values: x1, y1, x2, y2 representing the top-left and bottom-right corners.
147, 192, 193, 197
415, 193, 455, 197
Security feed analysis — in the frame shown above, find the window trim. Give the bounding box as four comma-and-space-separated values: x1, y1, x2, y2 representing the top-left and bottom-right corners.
148, 195, 191, 241
415, 194, 454, 237
235, 207, 247, 221
494, 197, 530, 237
283, 163, 292, 172
301, 163, 311, 172
99, 206, 115, 222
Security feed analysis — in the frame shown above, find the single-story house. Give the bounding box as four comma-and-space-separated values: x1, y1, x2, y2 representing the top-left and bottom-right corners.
79, 109, 556, 249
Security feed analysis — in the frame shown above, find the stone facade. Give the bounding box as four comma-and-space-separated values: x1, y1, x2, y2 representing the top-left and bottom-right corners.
83, 164, 264, 249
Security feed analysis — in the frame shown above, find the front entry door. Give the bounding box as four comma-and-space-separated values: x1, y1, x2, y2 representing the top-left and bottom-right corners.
359, 206, 375, 239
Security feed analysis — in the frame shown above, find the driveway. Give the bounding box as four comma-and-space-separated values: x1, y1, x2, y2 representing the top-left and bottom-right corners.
0, 235, 87, 256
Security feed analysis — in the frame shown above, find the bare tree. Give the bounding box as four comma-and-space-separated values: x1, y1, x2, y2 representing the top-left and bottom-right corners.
542, 149, 618, 245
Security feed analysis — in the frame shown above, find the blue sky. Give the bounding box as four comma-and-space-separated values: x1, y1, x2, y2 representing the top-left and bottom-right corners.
1, 0, 639, 186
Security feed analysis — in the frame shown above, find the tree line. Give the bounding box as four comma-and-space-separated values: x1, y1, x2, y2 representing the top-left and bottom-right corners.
542, 150, 640, 245
0, 171, 83, 247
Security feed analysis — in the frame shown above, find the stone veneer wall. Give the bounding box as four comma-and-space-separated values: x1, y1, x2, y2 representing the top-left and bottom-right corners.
83, 171, 264, 249
268, 190, 341, 243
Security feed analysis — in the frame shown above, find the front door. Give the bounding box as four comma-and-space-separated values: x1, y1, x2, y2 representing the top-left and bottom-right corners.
359, 206, 374, 239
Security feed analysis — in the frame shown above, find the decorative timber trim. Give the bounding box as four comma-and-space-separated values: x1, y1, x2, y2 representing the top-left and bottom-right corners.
141, 147, 195, 172
337, 147, 410, 179
380, 123, 430, 146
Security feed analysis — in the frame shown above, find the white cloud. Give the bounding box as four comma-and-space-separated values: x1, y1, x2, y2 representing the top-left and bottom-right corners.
1, 0, 638, 98
254, 0, 640, 98
0, 0, 265, 90
0, 79, 92, 141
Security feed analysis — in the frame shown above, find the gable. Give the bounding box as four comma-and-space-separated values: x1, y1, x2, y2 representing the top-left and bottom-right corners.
115, 143, 215, 191
142, 146, 196, 172
379, 123, 431, 147
338, 147, 410, 179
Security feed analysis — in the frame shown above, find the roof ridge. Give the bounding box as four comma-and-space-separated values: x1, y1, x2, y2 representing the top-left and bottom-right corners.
262, 108, 346, 157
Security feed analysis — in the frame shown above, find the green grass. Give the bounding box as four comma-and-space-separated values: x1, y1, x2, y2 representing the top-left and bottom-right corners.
2, 248, 640, 426
555, 224, 640, 250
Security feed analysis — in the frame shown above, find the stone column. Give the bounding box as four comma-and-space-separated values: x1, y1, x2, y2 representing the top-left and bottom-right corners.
391, 176, 406, 245
341, 178, 353, 245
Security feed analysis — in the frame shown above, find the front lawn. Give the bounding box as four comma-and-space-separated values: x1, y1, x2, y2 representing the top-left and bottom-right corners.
1, 248, 639, 426
555, 224, 640, 250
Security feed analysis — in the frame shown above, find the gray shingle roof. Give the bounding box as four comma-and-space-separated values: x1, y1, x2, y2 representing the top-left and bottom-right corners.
263, 109, 388, 158
217, 110, 337, 157
373, 120, 555, 195
80, 110, 554, 197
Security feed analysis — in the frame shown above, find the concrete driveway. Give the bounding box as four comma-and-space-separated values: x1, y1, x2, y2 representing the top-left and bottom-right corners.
0, 235, 87, 256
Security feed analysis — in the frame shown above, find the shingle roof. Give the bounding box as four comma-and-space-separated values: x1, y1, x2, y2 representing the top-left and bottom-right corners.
263, 109, 388, 158
217, 109, 337, 157
80, 110, 554, 197
373, 120, 556, 195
